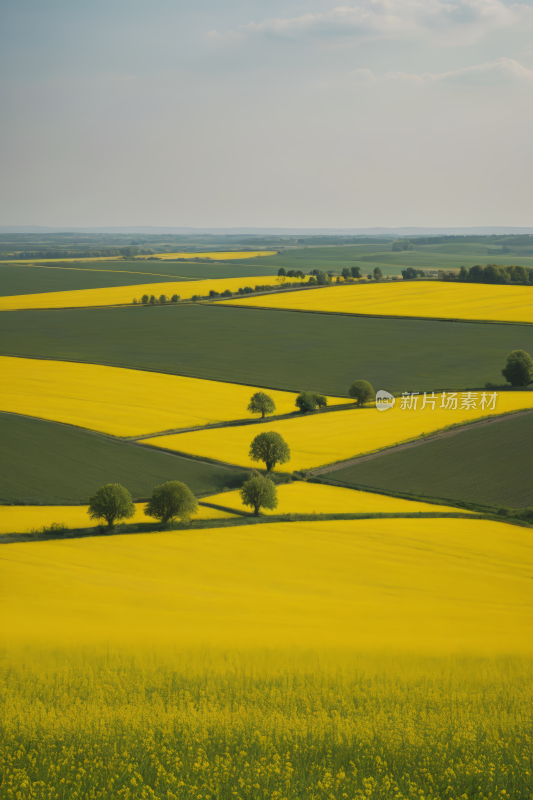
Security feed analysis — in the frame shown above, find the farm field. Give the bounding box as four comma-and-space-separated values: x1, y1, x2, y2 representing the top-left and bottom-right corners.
2, 652, 531, 800
0, 502, 234, 535
142, 391, 533, 471
0, 274, 287, 311
0, 357, 345, 437
0, 413, 245, 504
205, 480, 476, 514
3, 304, 532, 394
7, 250, 276, 264
331, 411, 533, 509
2, 517, 531, 651
0, 261, 285, 296
223, 280, 533, 324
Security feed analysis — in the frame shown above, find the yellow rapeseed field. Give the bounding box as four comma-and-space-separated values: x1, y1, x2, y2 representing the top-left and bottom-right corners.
222, 280, 533, 323
143, 391, 533, 471
2, 650, 531, 800
149, 250, 276, 260
1, 518, 531, 652
205, 480, 475, 515
7, 250, 276, 264
0, 502, 234, 534
0, 274, 283, 311
0, 356, 344, 436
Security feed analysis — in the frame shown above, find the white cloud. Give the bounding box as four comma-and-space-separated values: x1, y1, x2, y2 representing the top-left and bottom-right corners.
350, 57, 533, 85
426, 56, 533, 82
211, 1, 533, 47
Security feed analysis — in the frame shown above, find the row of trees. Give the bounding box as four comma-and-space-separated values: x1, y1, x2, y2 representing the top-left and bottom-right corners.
459, 264, 533, 284
88, 481, 198, 529
133, 294, 180, 305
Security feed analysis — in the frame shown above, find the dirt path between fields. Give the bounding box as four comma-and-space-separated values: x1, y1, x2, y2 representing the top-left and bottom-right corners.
313, 408, 533, 475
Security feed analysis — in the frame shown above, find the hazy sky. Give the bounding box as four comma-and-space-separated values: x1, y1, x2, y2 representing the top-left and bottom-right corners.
1, 0, 532, 228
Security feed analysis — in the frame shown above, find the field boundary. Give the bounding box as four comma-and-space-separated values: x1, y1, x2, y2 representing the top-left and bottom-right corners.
2, 510, 525, 545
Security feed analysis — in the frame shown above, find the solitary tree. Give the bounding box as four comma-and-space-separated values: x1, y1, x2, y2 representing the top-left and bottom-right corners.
240, 472, 278, 516
351, 266, 361, 279
348, 380, 376, 407
373, 267, 383, 280
248, 392, 276, 419
88, 483, 136, 530
144, 480, 198, 526
249, 431, 290, 472
502, 350, 533, 386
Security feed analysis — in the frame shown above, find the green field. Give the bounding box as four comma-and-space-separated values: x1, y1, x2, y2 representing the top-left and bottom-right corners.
0, 413, 244, 504
2, 304, 532, 395
330, 412, 533, 509
0, 261, 282, 297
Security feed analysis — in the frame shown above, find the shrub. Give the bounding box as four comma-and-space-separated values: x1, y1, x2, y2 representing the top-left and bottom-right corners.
348, 380, 376, 407
295, 392, 318, 412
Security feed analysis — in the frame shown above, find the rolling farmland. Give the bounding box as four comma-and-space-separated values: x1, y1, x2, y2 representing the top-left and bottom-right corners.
222, 280, 533, 324
0, 356, 345, 436
330, 410, 533, 509
0, 260, 284, 296
2, 517, 531, 651
0, 413, 245, 504
3, 304, 532, 394
142, 391, 533, 471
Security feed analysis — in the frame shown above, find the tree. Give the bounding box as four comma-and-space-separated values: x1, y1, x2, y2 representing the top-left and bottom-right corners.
171, 294, 180, 303
510, 265, 528, 283
278, 267, 286, 276
88, 484, 136, 530
240, 472, 278, 516
401, 268, 417, 280
314, 394, 328, 408
348, 380, 376, 407
141, 294, 149, 304
248, 391, 276, 419
341, 268, 351, 280
144, 480, 198, 526
316, 271, 328, 285
221, 289, 232, 297
502, 350, 533, 386
149, 295, 157, 305
373, 267, 383, 280
159, 294, 167, 304
351, 266, 361, 279
483, 265, 506, 284
459, 266, 469, 281
296, 391, 318, 412
249, 431, 290, 472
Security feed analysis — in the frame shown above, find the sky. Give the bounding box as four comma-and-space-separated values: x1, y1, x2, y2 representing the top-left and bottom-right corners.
1, 0, 532, 228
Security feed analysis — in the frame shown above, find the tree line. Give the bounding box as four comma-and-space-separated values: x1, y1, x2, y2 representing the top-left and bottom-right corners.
458, 264, 533, 284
